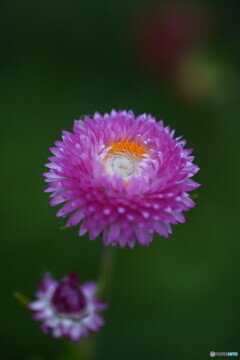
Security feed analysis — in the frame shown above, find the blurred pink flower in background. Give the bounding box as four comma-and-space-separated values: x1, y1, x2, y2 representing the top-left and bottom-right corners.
29, 273, 107, 342
133, 1, 214, 75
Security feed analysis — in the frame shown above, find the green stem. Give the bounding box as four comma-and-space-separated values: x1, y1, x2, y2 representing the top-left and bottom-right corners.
62, 336, 97, 360
65, 245, 118, 360
97, 245, 118, 298
13, 292, 30, 308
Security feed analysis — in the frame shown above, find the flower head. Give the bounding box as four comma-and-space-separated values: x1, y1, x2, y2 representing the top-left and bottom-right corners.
29, 273, 107, 342
44, 110, 200, 248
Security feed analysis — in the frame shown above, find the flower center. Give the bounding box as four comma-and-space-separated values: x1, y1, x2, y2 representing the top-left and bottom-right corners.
51, 278, 86, 316
104, 139, 148, 179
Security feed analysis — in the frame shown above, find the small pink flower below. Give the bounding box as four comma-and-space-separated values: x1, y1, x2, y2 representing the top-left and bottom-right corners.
29, 273, 107, 342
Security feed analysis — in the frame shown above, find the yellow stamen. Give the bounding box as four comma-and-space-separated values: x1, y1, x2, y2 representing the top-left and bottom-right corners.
106, 138, 148, 160
100, 138, 149, 182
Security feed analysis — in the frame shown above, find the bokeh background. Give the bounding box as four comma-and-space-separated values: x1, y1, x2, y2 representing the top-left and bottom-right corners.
2, 0, 240, 359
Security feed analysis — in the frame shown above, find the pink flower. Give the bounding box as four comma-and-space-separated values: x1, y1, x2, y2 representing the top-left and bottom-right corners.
44, 110, 200, 248
29, 273, 107, 342
133, 2, 213, 74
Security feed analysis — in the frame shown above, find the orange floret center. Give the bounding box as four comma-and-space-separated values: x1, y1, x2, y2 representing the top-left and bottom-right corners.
106, 139, 148, 160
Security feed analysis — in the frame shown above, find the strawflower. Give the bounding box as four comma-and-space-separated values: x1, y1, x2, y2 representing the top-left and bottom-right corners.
29, 273, 107, 342
44, 110, 200, 248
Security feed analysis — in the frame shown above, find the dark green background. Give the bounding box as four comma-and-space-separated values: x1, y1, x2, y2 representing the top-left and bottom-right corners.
2, 0, 240, 359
